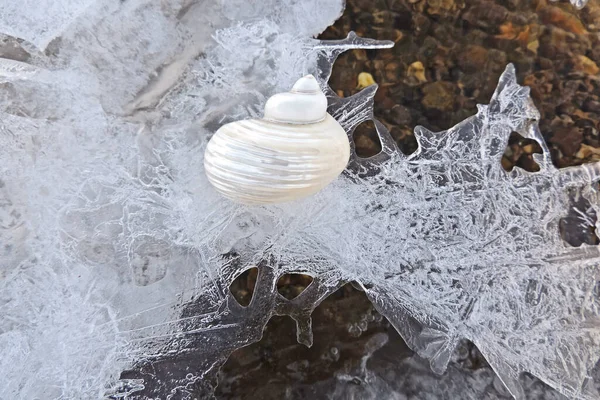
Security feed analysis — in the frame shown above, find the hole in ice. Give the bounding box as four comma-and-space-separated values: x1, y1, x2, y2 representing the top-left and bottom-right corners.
319, 44, 419, 157
229, 267, 258, 307
559, 188, 599, 247
501, 131, 543, 172
215, 284, 565, 398
322, 50, 364, 97
353, 120, 382, 158
215, 283, 399, 398
389, 124, 419, 155
276, 273, 313, 300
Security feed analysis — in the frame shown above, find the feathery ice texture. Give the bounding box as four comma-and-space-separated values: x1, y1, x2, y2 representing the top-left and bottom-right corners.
1, 0, 599, 399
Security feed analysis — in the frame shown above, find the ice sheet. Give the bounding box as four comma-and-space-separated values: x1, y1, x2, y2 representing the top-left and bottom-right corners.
0, 0, 599, 399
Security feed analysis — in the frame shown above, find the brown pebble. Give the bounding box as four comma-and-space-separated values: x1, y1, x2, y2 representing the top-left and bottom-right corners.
518, 155, 541, 172
421, 81, 456, 112
550, 126, 583, 157
384, 62, 403, 83
389, 104, 413, 126
353, 49, 368, 61
574, 55, 600, 75
509, 143, 524, 161
537, 57, 554, 70
462, 2, 509, 30
457, 45, 488, 72
354, 132, 382, 158
495, 22, 521, 40
527, 39, 539, 53
406, 61, 427, 84
522, 144, 535, 154
501, 156, 514, 171
555, 103, 576, 117
412, 13, 431, 35
427, 0, 462, 16
584, 99, 600, 113
392, 29, 404, 43
372, 10, 393, 25
577, 143, 600, 159
353, 119, 381, 158
390, 126, 419, 154
539, 6, 587, 35
487, 49, 508, 71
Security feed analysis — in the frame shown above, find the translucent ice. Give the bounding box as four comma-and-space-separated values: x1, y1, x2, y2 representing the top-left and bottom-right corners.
0, 0, 96, 50
0, 0, 599, 399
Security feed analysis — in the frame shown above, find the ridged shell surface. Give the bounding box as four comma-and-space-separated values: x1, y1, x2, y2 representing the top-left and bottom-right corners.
204, 75, 350, 205
204, 115, 350, 205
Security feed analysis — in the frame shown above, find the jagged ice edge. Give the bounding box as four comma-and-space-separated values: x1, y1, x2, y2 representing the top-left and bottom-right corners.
118, 34, 600, 400
0, 4, 598, 398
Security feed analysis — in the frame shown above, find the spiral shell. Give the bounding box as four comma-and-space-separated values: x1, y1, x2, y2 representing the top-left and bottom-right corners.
204, 75, 350, 205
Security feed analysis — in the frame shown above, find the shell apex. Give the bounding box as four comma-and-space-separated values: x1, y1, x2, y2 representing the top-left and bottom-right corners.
291, 74, 321, 93
263, 75, 328, 124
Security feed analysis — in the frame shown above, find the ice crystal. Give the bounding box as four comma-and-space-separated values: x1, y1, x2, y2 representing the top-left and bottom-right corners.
0, 0, 599, 399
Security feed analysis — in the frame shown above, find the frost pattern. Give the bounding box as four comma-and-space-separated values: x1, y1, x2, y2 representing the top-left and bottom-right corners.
0, 0, 96, 50
1, 1, 599, 400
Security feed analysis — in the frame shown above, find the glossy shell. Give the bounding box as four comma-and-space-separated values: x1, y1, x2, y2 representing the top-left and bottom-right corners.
204, 75, 350, 205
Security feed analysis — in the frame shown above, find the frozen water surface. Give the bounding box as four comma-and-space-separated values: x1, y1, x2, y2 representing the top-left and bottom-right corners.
0, 0, 599, 399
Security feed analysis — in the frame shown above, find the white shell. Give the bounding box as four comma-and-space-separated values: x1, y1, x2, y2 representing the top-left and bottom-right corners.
204, 75, 350, 205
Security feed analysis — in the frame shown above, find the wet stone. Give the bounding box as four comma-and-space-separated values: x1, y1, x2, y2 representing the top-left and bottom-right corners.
353, 120, 382, 158
456, 45, 489, 72
538, 5, 588, 35
388, 104, 413, 126
550, 125, 584, 157
320, 0, 600, 167
421, 81, 456, 112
